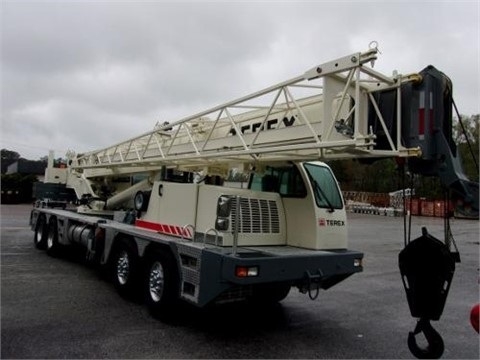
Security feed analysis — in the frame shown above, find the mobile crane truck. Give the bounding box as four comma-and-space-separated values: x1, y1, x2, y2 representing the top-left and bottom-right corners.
30, 45, 478, 358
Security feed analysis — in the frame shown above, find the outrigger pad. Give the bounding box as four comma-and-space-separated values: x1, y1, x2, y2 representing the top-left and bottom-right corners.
399, 228, 456, 321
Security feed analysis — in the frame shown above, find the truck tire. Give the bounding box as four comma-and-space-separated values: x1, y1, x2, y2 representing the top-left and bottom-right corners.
46, 217, 62, 257
250, 283, 291, 304
34, 215, 48, 250
144, 249, 179, 319
110, 239, 141, 299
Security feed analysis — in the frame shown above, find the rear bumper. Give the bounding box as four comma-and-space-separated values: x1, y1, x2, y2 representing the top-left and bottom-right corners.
194, 247, 363, 306
221, 248, 363, 286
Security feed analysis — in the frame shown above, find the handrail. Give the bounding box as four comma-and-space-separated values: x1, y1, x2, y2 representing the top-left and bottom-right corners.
181, 224, 196, 241
203, 228, 220, 246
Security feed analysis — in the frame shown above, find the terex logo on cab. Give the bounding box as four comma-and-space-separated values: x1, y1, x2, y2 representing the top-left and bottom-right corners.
318, 218, 345, 227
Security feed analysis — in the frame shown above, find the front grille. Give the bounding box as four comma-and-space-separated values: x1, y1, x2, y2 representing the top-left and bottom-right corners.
230, 197, 280, 234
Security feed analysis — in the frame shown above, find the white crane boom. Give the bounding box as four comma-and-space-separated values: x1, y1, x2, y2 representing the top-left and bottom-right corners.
70, 46, 421, 178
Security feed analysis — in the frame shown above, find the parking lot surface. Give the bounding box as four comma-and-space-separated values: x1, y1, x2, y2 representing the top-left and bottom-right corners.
1, 204, 479, 359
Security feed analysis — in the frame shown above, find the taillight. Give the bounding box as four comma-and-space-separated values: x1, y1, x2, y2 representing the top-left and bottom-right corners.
235, 266, 259, 277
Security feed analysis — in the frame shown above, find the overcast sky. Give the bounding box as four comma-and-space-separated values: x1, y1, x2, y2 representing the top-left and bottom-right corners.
1, 0, 479, 160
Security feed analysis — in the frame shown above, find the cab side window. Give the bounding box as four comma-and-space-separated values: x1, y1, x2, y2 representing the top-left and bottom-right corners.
250, 165, 306, 198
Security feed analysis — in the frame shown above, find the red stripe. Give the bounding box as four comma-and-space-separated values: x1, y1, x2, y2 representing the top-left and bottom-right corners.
135, 219, 191, 238
174, 226, 181, 236
175, 226, 182, 236
135, 219, 163, 232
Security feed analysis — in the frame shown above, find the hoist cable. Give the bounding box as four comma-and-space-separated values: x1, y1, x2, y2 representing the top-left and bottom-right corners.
408, 174, 414, 245
401, 164, 407, 248
452, 98, 479, 173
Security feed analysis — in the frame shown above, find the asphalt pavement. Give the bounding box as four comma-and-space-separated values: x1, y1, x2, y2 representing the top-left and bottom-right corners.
1, 204, 479, 359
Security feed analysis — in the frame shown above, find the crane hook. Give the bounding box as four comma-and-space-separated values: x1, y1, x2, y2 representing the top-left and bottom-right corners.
407, 318, 444, 359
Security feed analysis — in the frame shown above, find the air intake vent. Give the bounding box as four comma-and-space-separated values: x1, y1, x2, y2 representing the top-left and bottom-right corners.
230, 197, 280, 234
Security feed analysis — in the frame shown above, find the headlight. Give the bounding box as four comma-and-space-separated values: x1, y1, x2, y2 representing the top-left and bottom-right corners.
215, 218, 229, 231
217, 195, 232, 217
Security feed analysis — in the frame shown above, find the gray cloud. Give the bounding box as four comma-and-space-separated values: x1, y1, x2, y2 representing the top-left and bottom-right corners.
1, 1, 478, 159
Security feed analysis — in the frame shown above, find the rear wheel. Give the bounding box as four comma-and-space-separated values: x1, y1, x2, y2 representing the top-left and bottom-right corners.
144, 249, 179, 319
111, 239, 141, 299
33, 215, 48, 250
46, 218, 62, 257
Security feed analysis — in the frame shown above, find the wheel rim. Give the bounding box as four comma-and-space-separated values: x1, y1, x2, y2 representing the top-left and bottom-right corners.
148, 261, 164, 303
36, 225, 44, 244
116, 251, 130, 285
47, 228, 55, 249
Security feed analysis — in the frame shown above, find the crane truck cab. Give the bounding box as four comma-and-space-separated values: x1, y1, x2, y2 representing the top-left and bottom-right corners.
134, 161, 348, 251
248, 161, 347, 250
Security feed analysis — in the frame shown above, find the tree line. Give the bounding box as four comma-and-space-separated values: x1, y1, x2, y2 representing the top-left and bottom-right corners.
1, 149, 46, 203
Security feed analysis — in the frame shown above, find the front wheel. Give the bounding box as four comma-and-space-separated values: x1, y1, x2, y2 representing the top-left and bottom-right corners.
33, 215, 48, 250
144, 249, 179, 319
46, 218, 62, 257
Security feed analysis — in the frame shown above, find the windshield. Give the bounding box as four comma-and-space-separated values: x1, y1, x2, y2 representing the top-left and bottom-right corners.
303, 163, 343, 209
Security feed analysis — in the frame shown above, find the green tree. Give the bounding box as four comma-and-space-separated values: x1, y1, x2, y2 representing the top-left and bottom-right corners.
452, 114, 479, 182
1, 149, 21, 174
38, 155, 67, 167
328, 158, 399, 193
